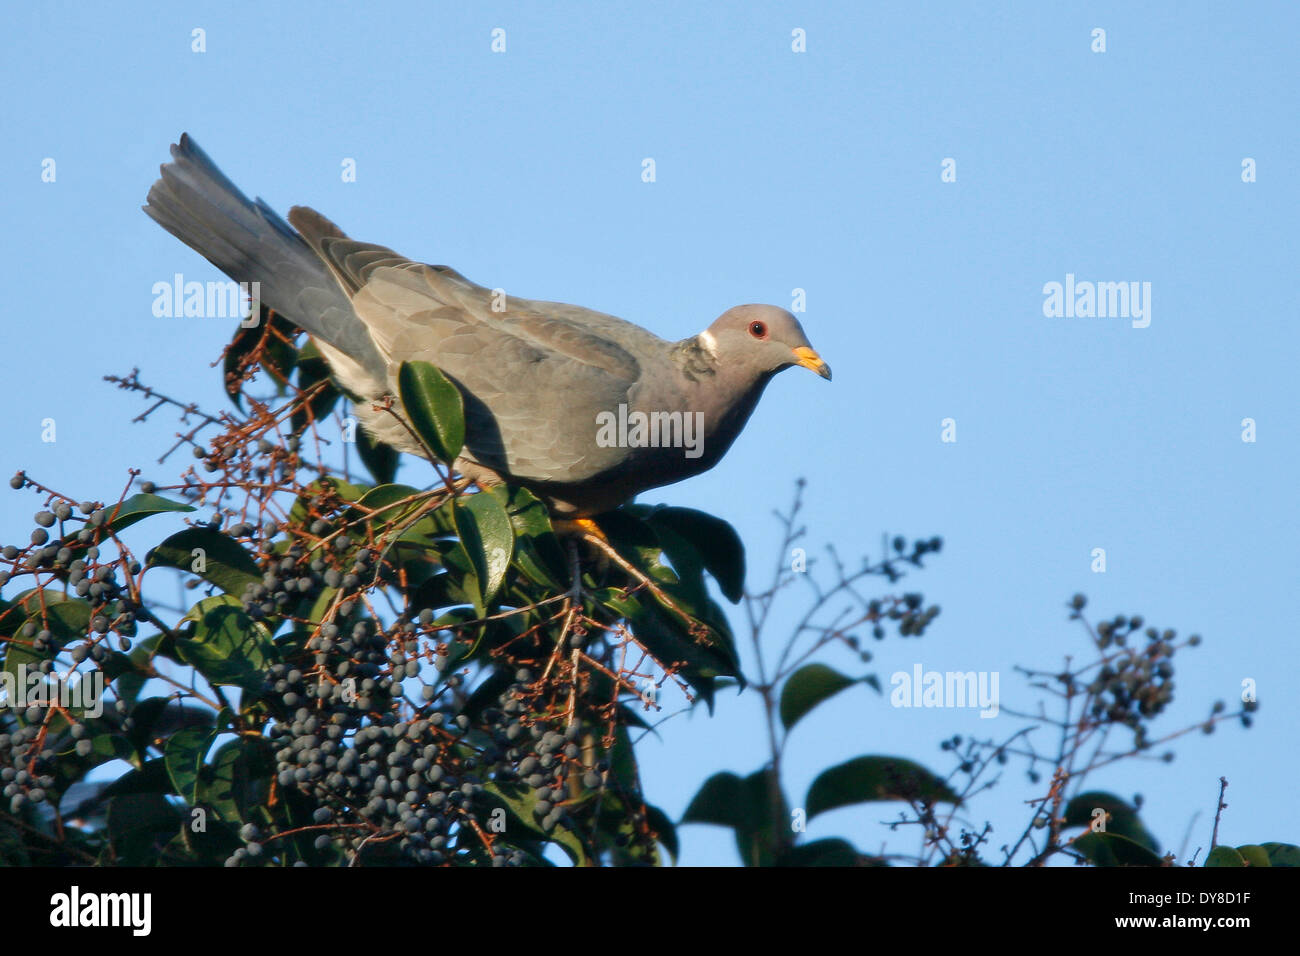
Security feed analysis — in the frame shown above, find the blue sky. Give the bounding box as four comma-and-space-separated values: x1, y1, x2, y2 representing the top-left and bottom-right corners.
2, 1, 1296, 865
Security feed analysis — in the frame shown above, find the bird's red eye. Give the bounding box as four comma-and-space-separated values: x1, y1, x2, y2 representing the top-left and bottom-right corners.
749, 321, 767, 338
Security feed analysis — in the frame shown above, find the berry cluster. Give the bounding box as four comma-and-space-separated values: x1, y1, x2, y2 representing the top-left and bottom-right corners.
242, 625, 612, 865
0, 727, 58, 812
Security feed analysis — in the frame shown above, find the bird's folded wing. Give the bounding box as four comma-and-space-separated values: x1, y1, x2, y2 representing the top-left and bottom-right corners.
289, 206, 655, 483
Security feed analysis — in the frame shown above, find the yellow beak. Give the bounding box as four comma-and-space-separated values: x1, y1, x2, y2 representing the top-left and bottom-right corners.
792, 346, 832, 381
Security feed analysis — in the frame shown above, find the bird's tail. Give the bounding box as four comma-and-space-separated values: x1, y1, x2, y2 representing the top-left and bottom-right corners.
142, 134, 386, 381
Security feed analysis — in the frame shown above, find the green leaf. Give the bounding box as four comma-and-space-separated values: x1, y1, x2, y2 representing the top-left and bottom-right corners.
1261, 842, 1300, 867
106, 792, 184, 865
352, 484, 437, 549
636, 521, 712, 612
776, 838, 878, 867
459, 668, 515, 725
356, 425, 400, 485
489, 485, 567, 591
1063, 791, 1160, 853
643, 506, 746, 603
594, 511, 740, 658
1234, 844, 1271, 867
353, 482, 425, 517
97, 733, 137, 762
479, 781, 591, 866
178, 595, 277, 692
411, 549, 481, 617
121, 698, 215, 758
452, 492, 515, 611
36, 713, 133, 806
682, 771, 747, 828
164, 727, 217, 804
196, 738, 274, 825
1204, 845, 1246, 867
20, 591, 92, 645
592, 510, 662, 556
397, 360, 465, 464
681, 768, 789, 866
736, 767, 791, 868
101, 757, 175, 800
644, 804, 679, 865
805, 755, 959, 819
98, 493, 195, 537
2, 594, 93, 705
174, 815, 242, 866
779, 663, 864, 731
303, 587, 339, 631
106, 633, 179, 707
1075, 831, 1166, 867
146, 528, 262, 597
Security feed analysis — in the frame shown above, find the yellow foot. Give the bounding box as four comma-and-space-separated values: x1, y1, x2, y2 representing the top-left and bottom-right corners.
552, 517, 610, 545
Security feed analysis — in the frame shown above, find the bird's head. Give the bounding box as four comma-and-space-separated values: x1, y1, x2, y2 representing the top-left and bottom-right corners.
700, 304, 832, 382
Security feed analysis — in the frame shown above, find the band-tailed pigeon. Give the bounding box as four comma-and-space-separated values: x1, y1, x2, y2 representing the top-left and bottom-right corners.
144, 135, 831, 516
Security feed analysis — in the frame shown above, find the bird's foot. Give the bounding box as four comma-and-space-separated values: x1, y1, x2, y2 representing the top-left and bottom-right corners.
553, 517, 609, 544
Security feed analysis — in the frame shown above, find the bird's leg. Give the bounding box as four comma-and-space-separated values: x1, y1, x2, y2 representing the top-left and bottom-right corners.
554, 517, 612, 587
555, 519, 697, 629
566, 537, 583, 603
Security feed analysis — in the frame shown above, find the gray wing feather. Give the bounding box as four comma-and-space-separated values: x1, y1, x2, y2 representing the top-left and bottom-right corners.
347, 261, 650, 483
